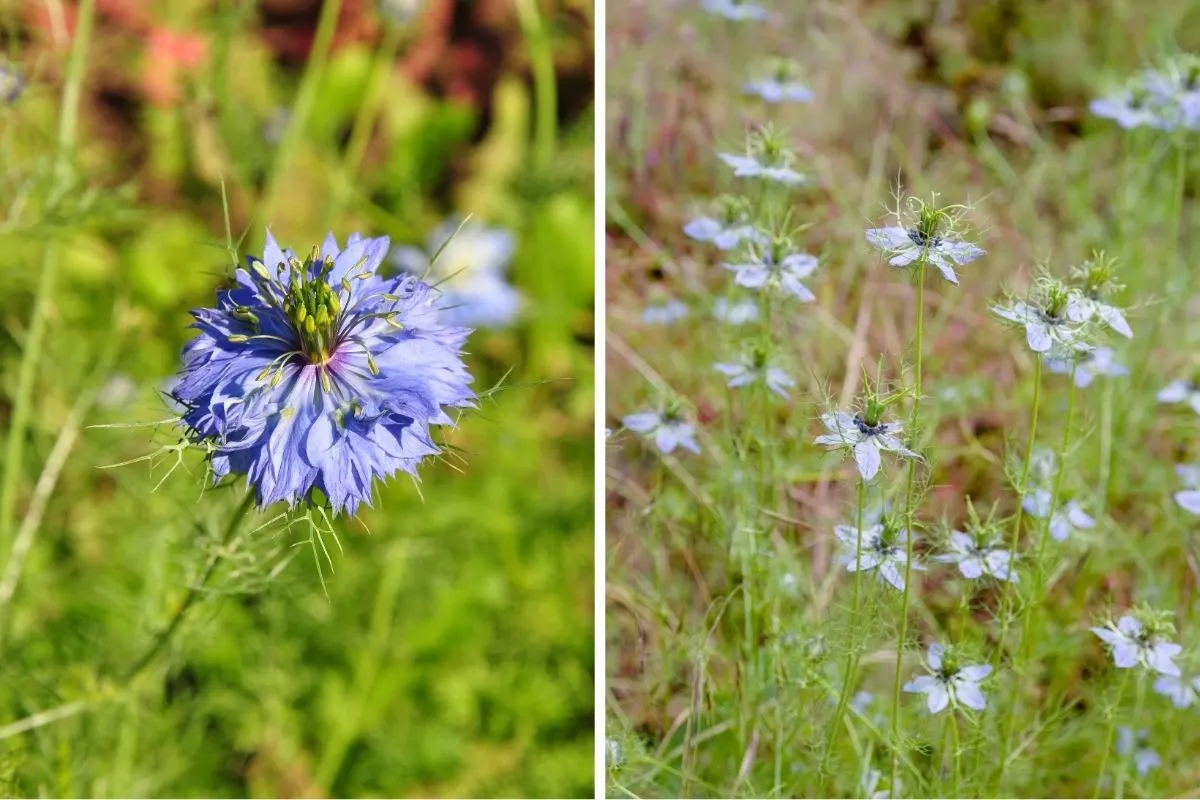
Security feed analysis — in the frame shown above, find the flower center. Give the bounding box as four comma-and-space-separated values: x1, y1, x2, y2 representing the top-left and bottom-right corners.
853, 414, 885, 436
907, 228, 943, 248
280, 251, 343, 365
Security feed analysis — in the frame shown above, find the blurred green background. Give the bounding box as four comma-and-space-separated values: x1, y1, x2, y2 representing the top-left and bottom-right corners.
0, 0, 594, 796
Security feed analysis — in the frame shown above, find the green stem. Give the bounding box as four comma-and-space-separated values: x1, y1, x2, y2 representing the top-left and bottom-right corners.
949, 711, 961, 797
1113, 671, 1146, 800
514, 0, 557, 172
122, 493, 256, 682
823, 478, 867, 778
1094, 670, 1132, 798
890, 263, 926, 791
0, 0, 96, 566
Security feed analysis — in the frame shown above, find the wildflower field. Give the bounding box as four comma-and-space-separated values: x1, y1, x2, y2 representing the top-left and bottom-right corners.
606, 1, 1200, 797
0, 1, 594, 797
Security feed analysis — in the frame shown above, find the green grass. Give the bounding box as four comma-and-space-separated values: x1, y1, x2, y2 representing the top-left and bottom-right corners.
0, 2, 593, 796
606, 1, 1200, 797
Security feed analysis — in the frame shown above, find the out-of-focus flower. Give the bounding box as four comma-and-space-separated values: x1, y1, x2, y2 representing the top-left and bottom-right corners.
1, 63, 24, 104
713, 349, 795, 398
1091, 615, 1182, 676
723, 245, 818, 302
1023, 489, 1096, 541
712, 297, 760, 325
1046, 345, 1128, 388
623, 409, 700, 455
1174, 464, 1200, 515
683, 197, 768, 250
743, 57, 812, 103
1153, 672, 1200, 708
718, 125, 806, 186
642, 298, 689, 326
1116, 727, 1162, 776
1158, 378, 1200, 415
833, 519, 923, 591
700, 0, 769, 21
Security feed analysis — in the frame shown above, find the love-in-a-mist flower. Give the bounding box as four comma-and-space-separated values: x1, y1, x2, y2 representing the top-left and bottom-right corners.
934, 529, 1017, 582
1091, 614, 1182, 676
903, 644, 992, 714
718, 125, 807, 186
683, 196, 768, 250
743, 57, 813, 104
1154, 672, 1200, 708
700, 0, 768, 21
1091, 83, 1176, 130
390, 217, 521, 329
641, 298, 688, 326
1023, 488, 1096, 542
0, 63, 23, 104
712, 297, 760, 325
814, 393, 919, 481
1174, 464, 1200, 515
1092, 55, 1200, 131
171, 231, 474, 516
992, 278, 1087, 354
723, 239, 818, 302
1157, 376, 1200, 415
1046, 344, 1128, 388
1116, 728, 1162, 776
622, 405, 700, 455
713, 346, 795, 398
1064, 253, 1134, 338
833, 518, 923, 591
864, 197, 984, 284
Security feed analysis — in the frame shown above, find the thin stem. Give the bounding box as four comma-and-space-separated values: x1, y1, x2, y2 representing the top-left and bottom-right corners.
1093, 670, 1132, 798
122, 492, 256, 682
950, 711, 962, 797
0, 0, 96, 566
823, 478, 867, 777
1113, 672, 1146, 800
514, 0, 557, 171
890, 262, 926, 790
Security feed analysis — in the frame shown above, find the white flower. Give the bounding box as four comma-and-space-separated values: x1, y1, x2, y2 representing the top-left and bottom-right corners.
1066, 291, 1133, 338
1116, 727, 1162, 776
833, 522, 924, 591
717, 152, 806, 186
1046, 345, 1129, 388
814, 411, 920, 481
1023, 489, 1096, 541
933, 531, 1018, 582
1153, 673, 1200, 708
902, 644, 992, 714
1175, 464, 1200, 515
991, 301, 1085, 353
712, 297, 760, 325
622, 411, 701, 455
1091, 615, 1182, 676
713, 357, 796, 399
723, 250, 818, 301
864, 226, 984, 285
641, 299, 688, 325
1157, 379, 1200, 415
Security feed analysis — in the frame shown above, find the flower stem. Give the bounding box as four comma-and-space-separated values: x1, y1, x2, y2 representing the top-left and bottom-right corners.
1093, 669, 1132, 798
890, 262, 926, 791
122, 492, 256, 683
1113, 672, 1146, 800
823, 477, 867, 776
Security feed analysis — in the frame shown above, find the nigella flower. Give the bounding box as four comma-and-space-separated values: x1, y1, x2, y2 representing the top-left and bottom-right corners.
934, 530, 1017, 582
642, 298, 689, 326
814, 409, 919, 482
622, 409, 700, 455
1090, 85, 1174, 130
713, 350, 795, 398
0, 63, 23, 104
902, 644, 992, 714
833, 519, 923, 591
1154, 672, 1200, 708
700, 0, 769, 21
992, 279, 1086, 354
1091, 615, 1182, 676
712, 297, 760, 325
718, 125, 806, 186
864, 199, 984, 285
743, 57, 812, 104
1066, 291, 1132, 338
1116, 728, 1162, 776
723, 243, 818, 302
1046, 345, 1128, 388
683, 198, 767, 250
390, 217, 521, 329
171, 231, 474, 516
1174, 464, 1200, 515
1023, 488, 1096, 542
1157, 377, 1200, 415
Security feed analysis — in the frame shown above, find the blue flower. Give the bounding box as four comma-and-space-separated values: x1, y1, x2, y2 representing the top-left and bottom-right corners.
1175, 464, 1200, 515
713, 354, 795, 398
1154, 672, 1200, 709
903, 644, 992, 714
623, 410, 700, 455
1158, 378, 1200, 415
933, 530, 1017, 582
1023, 489, 1095, 541
723, 249, 818, 301
0, 63, 23, 104
1116, 728, 1162, 776
833, 520, 922, 591
171, 231, 474, 516
712, 297, 760, 325
1091, 615, 1181, 676
1090, 88, 1174, 130
718, 152, 806, 186
1046, 345, 1128, 388
390, 218, 522, 329
743, 79, 812, 104
700, 0, 768, 21
991, 298, 1085, 354
683, 216, 767, 250
864, 226, 984, 284
814, 411, 919, 481
642, 298, 689, 326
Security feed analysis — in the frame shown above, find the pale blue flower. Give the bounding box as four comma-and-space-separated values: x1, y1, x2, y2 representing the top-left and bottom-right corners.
864, 226, 984, 285
991, 301, 1085, 353
833, 521, 922, 591
712, 297, 760, 325
642, 299, 689, 326
623, 410, 700, 455
683, 216, 767, 251
1157, 379, 1200, 415
1153, 672, 1200, 708
903, 644, 992, 714
1090, 89, 1174, 130
713, 356, 795, 398
1091, 615, 1182, 676
1174, 464, 1200, 515
1116, 727, 1162, 776
1023, 489, 1095, 541
1046, 345, 1128, 388
933, 531, 1017, 582
1067, 291, 1133, 338
700, 0, 768, 21
718, 152, 806, 186
743, 79, 812, 104
723, 250, 818, 301
814, 411, 919, 481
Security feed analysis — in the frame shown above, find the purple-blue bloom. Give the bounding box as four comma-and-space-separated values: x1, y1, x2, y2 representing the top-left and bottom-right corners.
723, 250, 818, 301
642, 299, 689, 326
623, 411, 700, 455
683, 216, 767, 250
172, 231, 474, 516
390, 217, 522, 329
718, 152, 806, 186
712, 297, 760, 325
743, 79, 813, 104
